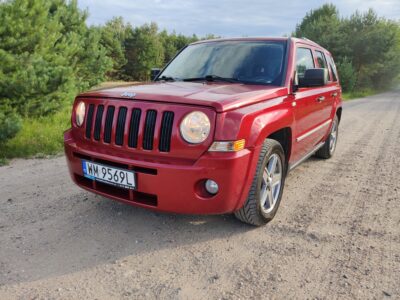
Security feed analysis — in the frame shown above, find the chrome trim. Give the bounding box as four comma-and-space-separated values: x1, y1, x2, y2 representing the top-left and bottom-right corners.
289, 142, 325, 171
296, 119, 332, 142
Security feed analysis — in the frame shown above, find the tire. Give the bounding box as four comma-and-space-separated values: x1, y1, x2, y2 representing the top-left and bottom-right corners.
235, 139, 286, 226
315, 115, 339, 159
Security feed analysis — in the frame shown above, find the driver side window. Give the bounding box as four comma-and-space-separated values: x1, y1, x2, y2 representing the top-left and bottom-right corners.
295, 47, 314, 79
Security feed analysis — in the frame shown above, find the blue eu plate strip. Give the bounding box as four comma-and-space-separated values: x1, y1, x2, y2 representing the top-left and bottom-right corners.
81, 160, 95, 179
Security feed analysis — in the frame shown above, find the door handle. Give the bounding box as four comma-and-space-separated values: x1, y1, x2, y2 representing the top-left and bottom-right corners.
317, 96, 325, 102
331, 92, 338, 97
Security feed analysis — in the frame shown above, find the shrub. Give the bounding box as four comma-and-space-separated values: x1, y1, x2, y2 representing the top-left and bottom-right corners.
0, 107, 22, 144
336, 58, 356, 92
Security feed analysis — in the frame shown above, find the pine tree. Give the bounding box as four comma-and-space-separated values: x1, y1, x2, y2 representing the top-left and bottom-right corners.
123, 23, 164, 81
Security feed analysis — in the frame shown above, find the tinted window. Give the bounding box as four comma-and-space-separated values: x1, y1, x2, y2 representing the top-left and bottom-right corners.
315, 51, 328, 69
158, 41, 286, 85
327, 55, 338, 81
296, 48, 315, 78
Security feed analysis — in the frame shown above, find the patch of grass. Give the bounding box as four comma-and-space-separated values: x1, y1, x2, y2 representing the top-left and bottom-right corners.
0, 107, 71, 161
342, 88, 379, 101
0, 157, 8, 166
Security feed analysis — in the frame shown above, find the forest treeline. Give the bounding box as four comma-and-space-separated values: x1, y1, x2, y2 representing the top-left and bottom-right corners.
0, 0, 399, 145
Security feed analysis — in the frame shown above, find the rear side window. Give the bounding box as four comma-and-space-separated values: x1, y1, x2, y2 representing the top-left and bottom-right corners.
327, 55, 338, 82
315, 50, 328, 70
295, 48, 314, 78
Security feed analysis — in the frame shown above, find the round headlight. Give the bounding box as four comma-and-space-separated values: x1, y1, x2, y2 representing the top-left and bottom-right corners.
180, 111, 210, 144
75, 101, 86, 127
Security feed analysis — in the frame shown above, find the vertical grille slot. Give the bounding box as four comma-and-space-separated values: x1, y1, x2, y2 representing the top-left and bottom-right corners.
85, 104, 95, 139
103, 106, 115, 143
128, 108, 141, 148
93, 105, 104, 141
159, 111, 174, 152
115, 107, 127, 146
143, 110, 157, 150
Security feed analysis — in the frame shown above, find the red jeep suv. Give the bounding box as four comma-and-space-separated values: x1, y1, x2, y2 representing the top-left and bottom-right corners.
64, 37, 342, 226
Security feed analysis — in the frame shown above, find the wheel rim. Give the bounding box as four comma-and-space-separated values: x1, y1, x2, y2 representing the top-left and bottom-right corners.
260, 153, 283, 214
329, 119, 338, 154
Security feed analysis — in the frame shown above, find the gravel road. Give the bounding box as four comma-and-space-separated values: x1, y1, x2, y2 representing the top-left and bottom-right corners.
1, 91, 399, 299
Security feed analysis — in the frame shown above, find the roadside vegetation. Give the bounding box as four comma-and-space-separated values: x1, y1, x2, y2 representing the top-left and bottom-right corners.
293, 4, 400, 100
0, 1, 399, 164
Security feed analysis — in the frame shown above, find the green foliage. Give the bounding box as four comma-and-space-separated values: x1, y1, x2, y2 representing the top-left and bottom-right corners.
0, 0, 113, 145
0, 106, 22, 144
0, 0, 112, 118
294, 4, 344, 56
123, 23, 165, 81
336, 57, 356, 92
159, 30, 199, 64
294, 5, 400, 92
0, 107, 70, 160
98, 17, 130, 79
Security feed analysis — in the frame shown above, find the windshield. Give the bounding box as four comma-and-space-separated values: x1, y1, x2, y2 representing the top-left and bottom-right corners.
158, 40, 287, 85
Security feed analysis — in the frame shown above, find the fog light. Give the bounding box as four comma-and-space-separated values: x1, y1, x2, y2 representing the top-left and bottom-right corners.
205, 179, 219, 195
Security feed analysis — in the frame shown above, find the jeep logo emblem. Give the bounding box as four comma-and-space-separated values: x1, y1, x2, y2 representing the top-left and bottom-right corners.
121, 92, 136, 98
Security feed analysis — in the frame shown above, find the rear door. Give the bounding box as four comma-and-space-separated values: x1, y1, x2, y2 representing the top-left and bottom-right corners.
314, 50, 336, 123
326, 53, 341, 106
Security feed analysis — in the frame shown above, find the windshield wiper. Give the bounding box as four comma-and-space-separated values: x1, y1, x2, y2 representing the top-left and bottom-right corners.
183, 75, 240, 83
156, 75, 177, 82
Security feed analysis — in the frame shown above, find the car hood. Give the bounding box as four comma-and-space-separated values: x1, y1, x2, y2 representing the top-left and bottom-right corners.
79, 82, 288, 112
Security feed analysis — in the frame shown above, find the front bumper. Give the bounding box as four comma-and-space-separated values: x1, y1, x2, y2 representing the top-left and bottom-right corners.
64, 129, 257, 214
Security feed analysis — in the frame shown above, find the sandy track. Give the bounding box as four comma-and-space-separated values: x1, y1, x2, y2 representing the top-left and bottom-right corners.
1, 91, 399, 299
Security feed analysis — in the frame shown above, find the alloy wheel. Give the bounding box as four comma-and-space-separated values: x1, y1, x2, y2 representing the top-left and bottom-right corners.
260, 153, 283, 214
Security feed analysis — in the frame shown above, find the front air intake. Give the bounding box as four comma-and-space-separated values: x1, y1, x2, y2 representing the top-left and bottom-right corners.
143, 110, 157, 150
115, 107, 127, 146
159, 111, 174, 152
103, 106, 115, 143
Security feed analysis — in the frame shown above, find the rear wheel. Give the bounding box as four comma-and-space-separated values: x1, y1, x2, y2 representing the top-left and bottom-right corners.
315, 115, 339, 159
235, 139, 286, 226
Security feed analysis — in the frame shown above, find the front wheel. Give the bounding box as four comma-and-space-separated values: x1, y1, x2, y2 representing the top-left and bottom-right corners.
235, 139, 286, 226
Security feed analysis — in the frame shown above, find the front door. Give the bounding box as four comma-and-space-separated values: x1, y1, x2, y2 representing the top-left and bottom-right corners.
292, 47, 333, 161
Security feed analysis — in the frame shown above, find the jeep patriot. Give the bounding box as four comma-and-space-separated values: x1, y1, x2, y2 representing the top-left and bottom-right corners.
64, 37, 342, 226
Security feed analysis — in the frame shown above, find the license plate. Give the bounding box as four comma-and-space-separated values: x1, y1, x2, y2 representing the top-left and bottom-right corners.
81, 160, 136, 190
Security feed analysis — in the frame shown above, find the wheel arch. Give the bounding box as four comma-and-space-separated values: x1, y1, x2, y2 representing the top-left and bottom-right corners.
336, 106, 342, 123
266, 127, 292, 170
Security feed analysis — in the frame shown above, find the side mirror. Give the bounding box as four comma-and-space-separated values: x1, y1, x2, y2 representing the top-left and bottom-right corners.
151, 68, 161, 81
299, 68, 328, 88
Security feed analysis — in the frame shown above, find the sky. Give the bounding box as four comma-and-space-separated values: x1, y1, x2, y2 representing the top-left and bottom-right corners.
78, 0, 400, 37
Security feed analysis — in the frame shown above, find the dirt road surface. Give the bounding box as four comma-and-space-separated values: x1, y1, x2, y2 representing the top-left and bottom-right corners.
1, 91, 399, 299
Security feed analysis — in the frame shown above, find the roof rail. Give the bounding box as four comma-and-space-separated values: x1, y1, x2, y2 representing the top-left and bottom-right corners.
301, 37, 314, 42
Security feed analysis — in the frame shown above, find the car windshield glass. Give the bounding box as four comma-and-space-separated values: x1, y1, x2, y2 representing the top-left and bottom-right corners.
158, 41, 287, 85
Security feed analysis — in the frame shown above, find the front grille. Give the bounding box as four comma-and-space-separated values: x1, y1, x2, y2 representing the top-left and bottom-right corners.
85, 103, 174, 152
